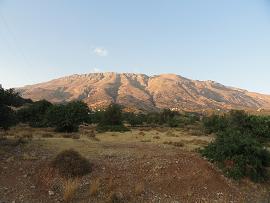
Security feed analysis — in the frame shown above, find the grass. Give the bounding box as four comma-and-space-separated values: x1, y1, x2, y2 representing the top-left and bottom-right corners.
163, 141, 184, 147
63, 178, 80, 202
89, 178, 101, 197
5, 125, 213, 159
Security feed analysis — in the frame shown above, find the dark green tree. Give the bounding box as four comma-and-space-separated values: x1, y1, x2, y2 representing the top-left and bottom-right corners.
45, 101, 90, 132
97, 103, 129, 132
0, 87, 30, 130
17, 100, 52, 127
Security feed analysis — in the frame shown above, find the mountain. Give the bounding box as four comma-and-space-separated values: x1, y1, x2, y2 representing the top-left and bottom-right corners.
18, 72, 270, 112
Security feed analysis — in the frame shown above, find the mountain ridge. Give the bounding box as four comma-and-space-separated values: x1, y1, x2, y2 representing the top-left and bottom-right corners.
19, 72, 270, 112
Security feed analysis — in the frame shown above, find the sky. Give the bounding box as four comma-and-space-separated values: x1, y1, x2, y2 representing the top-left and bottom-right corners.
0, 0, 270, 93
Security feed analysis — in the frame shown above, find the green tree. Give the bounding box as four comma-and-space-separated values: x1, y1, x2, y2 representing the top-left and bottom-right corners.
125, 112, 145, 126
0, 87, 30, 130
97, 103, 129, 132
0, 105, 17, 130
17, 100, 52, 127
46, 101, 90, 132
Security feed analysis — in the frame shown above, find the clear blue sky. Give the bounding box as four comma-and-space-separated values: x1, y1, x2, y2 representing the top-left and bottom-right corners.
0, 0, 270, 93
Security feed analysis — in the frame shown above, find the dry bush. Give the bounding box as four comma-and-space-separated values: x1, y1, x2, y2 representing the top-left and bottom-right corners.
22, 152, 38, 160
72, 134, 80, 139
16, 131, 33, 139
153, 135, 160, 139
138, 127, 151, 131
91, 137, 100, 142
107, 192, 124, 203
51, 149, 93, 178
87, 129, 96, 138
140, 139, 151, 143
134, 182, 144, 196
62, 134, 73, 138
163, 141, 184, 147
138, 132, 145, 136
185, 139, 209, 146
165, 131, 179, 137
63, 178, 80, 202
156, 127, 168, 132
89, 178, 100, 197
42, 133, 54, 138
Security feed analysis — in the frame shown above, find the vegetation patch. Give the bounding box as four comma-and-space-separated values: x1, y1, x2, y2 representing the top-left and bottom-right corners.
62, 178, 80, 202
51, 149, 92, 178
201, 129, 270, 182
163, 141, 184, 147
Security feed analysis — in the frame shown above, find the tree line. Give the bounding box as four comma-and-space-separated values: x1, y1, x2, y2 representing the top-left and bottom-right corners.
0, 87, 200, 132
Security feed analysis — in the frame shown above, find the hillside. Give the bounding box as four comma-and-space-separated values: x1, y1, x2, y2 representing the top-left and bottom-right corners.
19, 72, 270, 112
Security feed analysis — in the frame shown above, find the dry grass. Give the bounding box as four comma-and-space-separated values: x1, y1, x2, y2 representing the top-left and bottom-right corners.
42, 133, 54, 138
89, 178, 101, 197
184, 139, 209, 146
165, 131, 179, 137
138, 132, 145, 136
163, 141, 184, 147
72, 134, 80, 139
108, 176, 114, 191
134, 182, 144, 196
140, 139, 151, 142
63, 178, 80, 202
22, 152, 38, 160
16, 131, 33, 139
87, 130, 96, 138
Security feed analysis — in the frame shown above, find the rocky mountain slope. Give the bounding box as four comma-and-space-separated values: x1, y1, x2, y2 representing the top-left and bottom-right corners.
19, 72, 270, 112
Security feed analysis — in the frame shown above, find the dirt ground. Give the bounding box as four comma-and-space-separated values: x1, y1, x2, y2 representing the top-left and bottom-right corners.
0, 125, 269, 203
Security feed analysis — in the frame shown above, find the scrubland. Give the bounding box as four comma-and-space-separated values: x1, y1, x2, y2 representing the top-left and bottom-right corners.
1, 124, 269, 203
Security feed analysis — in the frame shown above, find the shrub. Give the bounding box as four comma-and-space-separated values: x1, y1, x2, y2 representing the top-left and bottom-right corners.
202, 114, 227, 134
159, 109, 178, 124
51, 149, 92, 178
203, 110, 270, 140
125, 112, 144, 126
101, 104, 123, 126
45, 101, 90, 132
17, 100, 52, 127
107, 192, 125, 203
0, 87, 32, 107
201, 129, 270, 182
0, 104, 17, 130
97, 104, 129, 132
96, 124, 129, 133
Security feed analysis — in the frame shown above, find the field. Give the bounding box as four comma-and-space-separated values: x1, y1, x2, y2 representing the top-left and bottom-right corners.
0, 124, 270, 203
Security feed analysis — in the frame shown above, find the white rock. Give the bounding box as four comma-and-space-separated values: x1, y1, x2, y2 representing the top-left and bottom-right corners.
48, 190, 55, 196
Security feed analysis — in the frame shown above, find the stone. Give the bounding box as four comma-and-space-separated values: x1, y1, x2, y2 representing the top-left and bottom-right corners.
48, 190, 55, 196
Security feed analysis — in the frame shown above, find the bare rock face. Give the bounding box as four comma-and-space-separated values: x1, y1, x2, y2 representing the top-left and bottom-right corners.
18, 72, 270, 112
